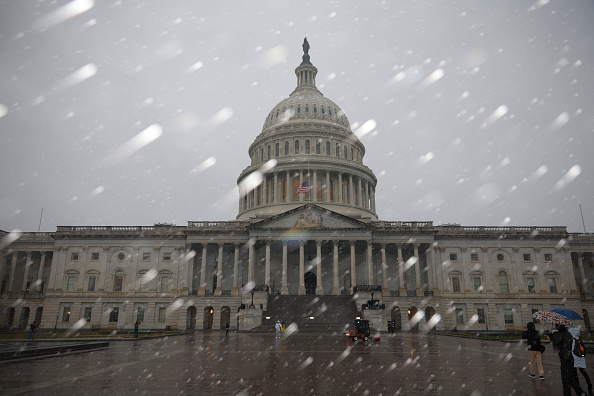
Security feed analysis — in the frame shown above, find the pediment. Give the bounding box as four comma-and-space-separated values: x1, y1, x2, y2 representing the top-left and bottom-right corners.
252, 204, 367, 230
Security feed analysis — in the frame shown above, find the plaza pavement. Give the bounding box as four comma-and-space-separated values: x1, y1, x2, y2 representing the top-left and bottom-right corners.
0, 330, 590, 395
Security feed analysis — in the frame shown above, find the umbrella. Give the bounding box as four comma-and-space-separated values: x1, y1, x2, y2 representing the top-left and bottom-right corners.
532, 311, 573, 326
549, 308, 583, 321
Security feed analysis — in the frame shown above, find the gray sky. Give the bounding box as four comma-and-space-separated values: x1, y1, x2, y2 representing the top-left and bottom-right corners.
1, 0, 593, 233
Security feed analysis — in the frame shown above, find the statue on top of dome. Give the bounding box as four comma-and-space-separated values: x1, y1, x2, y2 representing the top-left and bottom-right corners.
301, 37, 312, 65
302, 37, 310, 55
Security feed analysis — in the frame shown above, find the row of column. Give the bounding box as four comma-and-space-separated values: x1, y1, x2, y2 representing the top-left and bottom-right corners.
0, 251, 49, 294
194, 241, 425, 296
239, 169, 376, 213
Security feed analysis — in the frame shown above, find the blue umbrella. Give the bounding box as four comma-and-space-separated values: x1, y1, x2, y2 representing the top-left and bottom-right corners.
549, 308, 583, 320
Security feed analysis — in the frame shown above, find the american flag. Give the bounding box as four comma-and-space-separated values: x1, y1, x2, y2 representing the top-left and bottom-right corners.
297, 180, 310, 193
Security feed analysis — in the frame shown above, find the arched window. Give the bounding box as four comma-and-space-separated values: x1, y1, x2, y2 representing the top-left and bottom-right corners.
297, 105, 301, 114
267, 145, 271, 159
351, 148, 354, 160
316, 140, 321, 154
313, 105, 317, 114
275, 143, 279, 157
344, 146, 347, 158
321, 106, 325, 114
295, 140, 299, 154
335, 143, 340, 157
285, 141, 289, 155
113, 270, 124, 292
305, 105, 309, 113
498, 270, 509, 293
305, 140, 310, 154
326, 141, 330, 155
329, 108, 332, 116
276, 111, 279, 118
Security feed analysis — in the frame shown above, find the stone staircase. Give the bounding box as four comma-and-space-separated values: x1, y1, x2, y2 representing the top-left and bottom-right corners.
252, 295, 360, 333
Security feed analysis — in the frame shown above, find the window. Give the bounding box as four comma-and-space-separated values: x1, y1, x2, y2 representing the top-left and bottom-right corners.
452, 276, 461, 293
544, 253, 553, 262
91, 252, 99, 261
455, 308, 464, 324
62, 306, 71, 322
498, 271, 509, 293
548, 277, 558, 293
477, 308, 486, 324
160, 275, 170, 292
531, 308, 540, 324
117, 252, 125, 261
316, 140, 320, 154
305, 104, 309, 113
305, 140, 310, 154
137, 307, 145, 322
527, 277, 536, 293
326, 141, 330, 155
163, 253, 171, 261
84, 307, 92, 322
71, 252, 79, 261
109, 307, 119, 323
351, 147, 354, 160
142, 252, 151, 261
158, 307, 167, 323
295, 140, 299, 154
313, 105, 317, 114
523, 253, 532, 262
449, 253, 458, 262
473, 276, 482, 292
139, 274, 148, 292
267, 145, 271, 159
113, 270, 124, 292
276, 143, 280, 157
343, 146, 347, 158
335, 143, 340, 157
87, 275, 96, 292
503, 308, 514, 324
67, 275, 76, 292
471, 253, 479, 262
497, 253, 504, 261
321, 106, 325, 114
285, 141, 289, 155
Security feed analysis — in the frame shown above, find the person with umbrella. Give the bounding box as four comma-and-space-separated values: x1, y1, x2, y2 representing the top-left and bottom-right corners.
551, 323, 587, 396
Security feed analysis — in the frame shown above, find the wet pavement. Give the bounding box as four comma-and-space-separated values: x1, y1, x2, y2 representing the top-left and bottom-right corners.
0, 331, 591, 395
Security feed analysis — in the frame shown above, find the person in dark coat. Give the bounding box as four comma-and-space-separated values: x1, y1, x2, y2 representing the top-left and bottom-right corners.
225, 322, 230, 336
569, 327, 592, 391
552, 324, 587, 396
522, 322, 544, 379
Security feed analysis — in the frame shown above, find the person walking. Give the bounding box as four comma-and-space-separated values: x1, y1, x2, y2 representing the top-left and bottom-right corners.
522, 322, 545, 379
552, 324, 587, 396
134, 320, 141, 337
28, 321, 37, 341
275, 320, 281, 338
569, 327, 593, 392
225, 322, 230, 336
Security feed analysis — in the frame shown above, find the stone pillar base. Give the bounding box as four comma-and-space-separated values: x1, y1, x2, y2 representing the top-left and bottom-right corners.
215, 288, 222, 296
298, 286, 306, 295
399, 288, 406, 296
416, 289, 423, 297
315, 287, 324, 295
382, 289, 390, 297
281, 287, 289, 295
231, 287, 239, 296
198, 288, 205, 296
332, 287, 341, 295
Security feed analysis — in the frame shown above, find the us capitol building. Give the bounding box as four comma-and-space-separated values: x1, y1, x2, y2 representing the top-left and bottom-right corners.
2, 40, 594, 333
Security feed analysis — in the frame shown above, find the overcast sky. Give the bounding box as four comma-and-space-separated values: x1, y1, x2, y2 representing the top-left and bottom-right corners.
1, 0, 593, 233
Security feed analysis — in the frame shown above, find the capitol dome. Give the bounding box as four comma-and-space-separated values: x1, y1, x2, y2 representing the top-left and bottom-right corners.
237, 39, 377, 220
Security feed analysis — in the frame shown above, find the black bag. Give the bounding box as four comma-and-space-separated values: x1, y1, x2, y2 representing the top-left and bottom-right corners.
573, 337, 585, 357
538, 344, 546, 354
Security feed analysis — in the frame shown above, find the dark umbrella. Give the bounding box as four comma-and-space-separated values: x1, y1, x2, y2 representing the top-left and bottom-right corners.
549, 308, 583, 321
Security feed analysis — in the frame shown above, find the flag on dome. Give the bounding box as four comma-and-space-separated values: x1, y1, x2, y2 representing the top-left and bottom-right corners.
297, 180, 310, 193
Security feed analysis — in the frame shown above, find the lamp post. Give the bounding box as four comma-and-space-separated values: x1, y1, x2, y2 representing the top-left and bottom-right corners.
250, 289, 255, 309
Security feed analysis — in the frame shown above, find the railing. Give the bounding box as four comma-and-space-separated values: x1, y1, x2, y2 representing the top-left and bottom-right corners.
437, 225, 567, 234
205, 290, 214, 296
353, 285, 382, 293
424, 290, 434, 296
390, 290, 400, 296
407, 290, 417, 297
222, 290, 232, 296
253, 284, 269, 292
376, 221, 433, 228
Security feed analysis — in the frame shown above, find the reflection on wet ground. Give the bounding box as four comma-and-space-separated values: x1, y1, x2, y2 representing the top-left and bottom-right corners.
0, 331, 585, 395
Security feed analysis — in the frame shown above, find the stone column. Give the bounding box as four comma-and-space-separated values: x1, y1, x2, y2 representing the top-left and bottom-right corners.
265, 241, 271, 290
430, 246, 440, 295
281, 241, 289, 295
381, 244, 388, 296
274, 173, 278, 203
338, 173, 343, 203
186, 244, 193, 295
198, 243, 207, 296
316, 240, 323, 295
299, 170, 304, 202
534, 247, 547, 294
578, 253, 588, 294
325, 171, 331, 201
367, 240, 373, 285
47, 247, 63, 293
298, 241, 305, 295
481, 247, 491, 293
248, 241, 255, 284
21, 251, 32, 292
232, 243, 239, 296
332, 240, 340, 295
414, 243, 422, 296
398, 244, 405, 295
215, 243, 223, 295
358, 178, 362, 207
559, 247, 578, 294
371, 187, 376, 213
36, 251, 47, 292
286, 170, 292, 202
350, 241, 356, 293
313, 171, 318, 202
262, 175, 267, 205
349, 175, 354, 205
511, 247, 522, 293
8, 252, 18, 293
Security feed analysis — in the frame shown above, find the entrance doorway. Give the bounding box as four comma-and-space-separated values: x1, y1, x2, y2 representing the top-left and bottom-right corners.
408, 306, 419, 331
220, 306, 231, 329
305, 272, 316, 295
187, 306, 197, 329
391, 307, 402, 331
203, 306, 213, 329
19, 307, 30, 330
